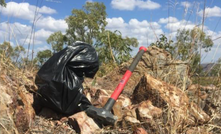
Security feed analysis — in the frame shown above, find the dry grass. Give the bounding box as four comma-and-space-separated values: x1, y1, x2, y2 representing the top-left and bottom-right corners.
192, 76, 221, 86
1, 1, 221, 133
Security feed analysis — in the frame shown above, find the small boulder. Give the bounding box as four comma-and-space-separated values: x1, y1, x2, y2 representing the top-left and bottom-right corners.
68, 111, 100, 134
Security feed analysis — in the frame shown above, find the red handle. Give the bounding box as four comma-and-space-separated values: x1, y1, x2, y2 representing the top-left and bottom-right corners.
110, 46, 147, 100
110, 70, 132, 100
139, 46, 147, 51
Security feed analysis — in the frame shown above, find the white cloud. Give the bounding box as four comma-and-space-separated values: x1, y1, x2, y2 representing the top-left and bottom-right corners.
34, 29, 53, 40
0, 22, 32, 42
158, 17, 178, 24
198, 6, 221, 17
106, 17, 163, 46
159, 17, 221, 63
19, 29, 54, 45
111, 0, 136, 10
37, 45, 50, 51
181, 1, 191, 8
20, 38, 43, 45
164, 20, 196, 33
201, 47, 221, 63
136, 0, 161, 10
38, 6, 56, 14
35, 16, 68, 32
111, 0, 160, 10
0, 2, 56, 20
86, 0, 93, 3
0, 22, 54, 46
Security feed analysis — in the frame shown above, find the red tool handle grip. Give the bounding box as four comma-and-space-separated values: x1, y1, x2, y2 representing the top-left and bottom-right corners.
110, 47, 147, 100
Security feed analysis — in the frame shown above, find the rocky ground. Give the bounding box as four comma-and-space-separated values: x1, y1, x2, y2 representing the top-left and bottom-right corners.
0, 46, 220, 134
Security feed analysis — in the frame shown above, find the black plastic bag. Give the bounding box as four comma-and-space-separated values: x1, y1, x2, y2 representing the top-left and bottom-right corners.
35, 42, 99, 115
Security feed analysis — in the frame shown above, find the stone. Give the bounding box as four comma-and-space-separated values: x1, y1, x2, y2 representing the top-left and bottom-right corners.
0, 79, 35, 134
137, 100, 162, 120
97, 46, 191, 96
133, 127, 148, 134
185, 126, 212, 134
124, 116, 140, 124
68, 111, 100, 134
38, 108, 60, 120
55, 121, 62, 126
132, 73, 210, 132
60, 117, 69, 123
189, 102, 210, 123
89, 87, 132, 122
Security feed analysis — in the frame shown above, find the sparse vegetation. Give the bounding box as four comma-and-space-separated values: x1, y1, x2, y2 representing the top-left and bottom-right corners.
0, 1, 221, 134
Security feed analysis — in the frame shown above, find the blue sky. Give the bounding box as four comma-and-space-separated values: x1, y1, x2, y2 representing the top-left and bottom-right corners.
0, 0, 221, 63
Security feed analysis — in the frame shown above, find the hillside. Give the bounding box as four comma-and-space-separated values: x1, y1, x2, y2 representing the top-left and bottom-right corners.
0, 46, 221, 134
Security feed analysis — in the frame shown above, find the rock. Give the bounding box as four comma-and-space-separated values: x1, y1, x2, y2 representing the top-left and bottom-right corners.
189, 102, 210, 123
55, 120, 62, 126
60, 117, 69, 123
132, 73, 189, 109
112, 101, 124, 121
96, 95, 109, 107
144, 73, 189, 109
27, 116, 76, 134
89, 88, 132, 122
38, 107, 61, 120
133, 127, 148, 134
188, 84, 219, 91
97, 46, 191, 96
68, 111, 100, 134
0, 79, 35, 134
187, 83, 221, 124
137, 100, 162, 120
0, 84, 19, 134
124, 116, 140, 124
185, 126, 212, 134
132, 73, 210, 132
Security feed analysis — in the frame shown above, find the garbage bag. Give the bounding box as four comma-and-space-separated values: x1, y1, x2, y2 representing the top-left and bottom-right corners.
35, 42, 99, 115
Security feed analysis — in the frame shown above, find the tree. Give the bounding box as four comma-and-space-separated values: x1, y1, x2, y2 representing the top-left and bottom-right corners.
150, 27, 213, 75
47, 31, 67, 53
46, 1, 138, 71
95, 30, 138, 64
12, 45, 26, 63
211, 58, 221, 76
64, 2, 139, 65
65, 2, 107, 45
175, 27, 213, 74
0, 0, 6, 7
36, 49, 52, 66
175, 27, 213, 61
151, 34, 174, 55
0, 42, 13, 57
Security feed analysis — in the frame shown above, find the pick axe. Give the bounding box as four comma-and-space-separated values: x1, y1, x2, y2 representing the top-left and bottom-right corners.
86, 46, 147, 125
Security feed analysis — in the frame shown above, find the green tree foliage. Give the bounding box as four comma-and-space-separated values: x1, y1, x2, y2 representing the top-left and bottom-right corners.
150, 34, 174, 55
12, 45, 26, 62
47, 31, 67, 53
151, 27, 213, 75
64, 2, 138, 65
65, 2, 107, 45
211, 58, 221, 76
175, 27, 213, 61
0, 0, 6, 7
0, 42, 27, 67
95, 30, 138, 64
36, 49, 52, 66
0, 42, 13, 57
45, 2, 138, 75
175, 27, 213, 74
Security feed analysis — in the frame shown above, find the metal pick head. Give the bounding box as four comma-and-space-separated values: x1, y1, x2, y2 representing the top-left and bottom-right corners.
86, 105, 117, 126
